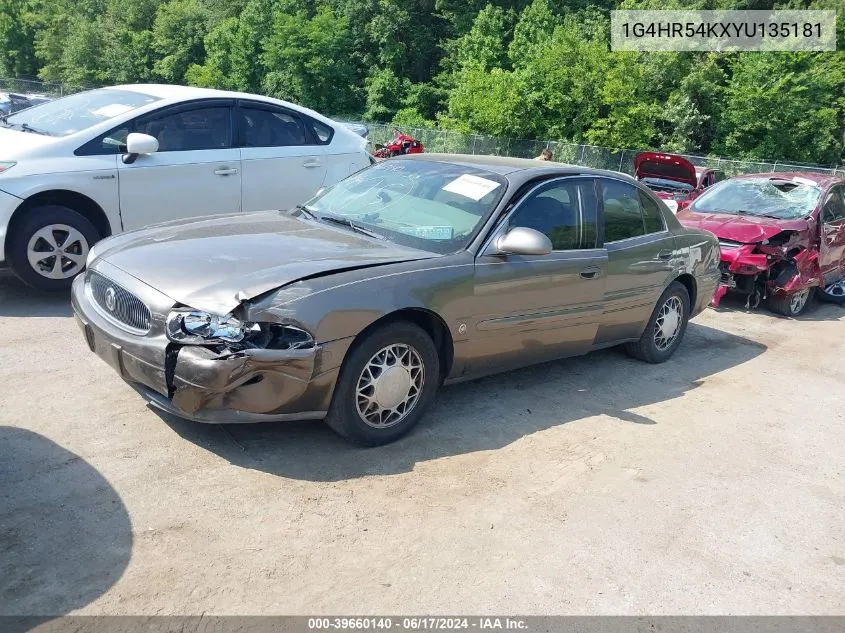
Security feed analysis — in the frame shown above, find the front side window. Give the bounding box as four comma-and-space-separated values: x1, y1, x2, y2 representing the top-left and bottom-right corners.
822, 186, 845, 224
507, 179, 598, 250
239, 107, 307, 147
601, 179, 646, 243
137, 107, 231, 152
3, 88, 159, 137
303, 159, 507, 255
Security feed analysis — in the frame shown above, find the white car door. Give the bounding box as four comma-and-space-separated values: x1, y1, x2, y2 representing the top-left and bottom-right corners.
237, 103, 327, 212
117, 101, 241, 231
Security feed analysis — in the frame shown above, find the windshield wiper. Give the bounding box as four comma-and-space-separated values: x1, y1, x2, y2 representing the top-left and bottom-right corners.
318, 213, 386, 240
293, 204, 318, 219
19, 122, 51, 136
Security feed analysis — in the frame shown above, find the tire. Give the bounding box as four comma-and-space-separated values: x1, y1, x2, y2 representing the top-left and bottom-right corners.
767, 287, 814, 316
325, 322, 440, 446
817, 279, 845, 305
7, 205, 99, 291
626, 281, 691, 364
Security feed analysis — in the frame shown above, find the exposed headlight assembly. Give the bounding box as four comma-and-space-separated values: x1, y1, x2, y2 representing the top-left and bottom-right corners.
166, 309, 315, 350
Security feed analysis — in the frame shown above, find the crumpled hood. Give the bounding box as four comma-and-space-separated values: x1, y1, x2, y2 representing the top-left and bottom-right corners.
676, 210, 809, 243
93, 211, 439, 314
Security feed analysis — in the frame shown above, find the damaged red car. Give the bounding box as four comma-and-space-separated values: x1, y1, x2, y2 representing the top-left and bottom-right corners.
635, 152, 725, 214
677, 172, 845, 316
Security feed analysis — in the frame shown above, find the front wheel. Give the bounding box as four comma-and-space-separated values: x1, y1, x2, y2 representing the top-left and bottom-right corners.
7, 205, 99, 291
325, 322, 440, 446
626, 281, 691, 364
768, 287, 814, 316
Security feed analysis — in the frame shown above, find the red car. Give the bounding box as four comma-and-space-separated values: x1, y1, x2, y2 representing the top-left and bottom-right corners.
677, 172, 845, 316
635, 152, 725, 214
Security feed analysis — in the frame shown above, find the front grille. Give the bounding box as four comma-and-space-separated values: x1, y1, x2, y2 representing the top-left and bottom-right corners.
88, 271, 152, 333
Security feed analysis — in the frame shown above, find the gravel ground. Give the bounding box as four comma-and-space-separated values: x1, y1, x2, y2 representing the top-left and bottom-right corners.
1, 272, 843, 615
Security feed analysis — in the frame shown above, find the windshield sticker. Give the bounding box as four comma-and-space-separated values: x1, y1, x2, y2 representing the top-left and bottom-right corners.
91, 104, 135, 118
396, 226, 455, 240
443, 174, 501, 201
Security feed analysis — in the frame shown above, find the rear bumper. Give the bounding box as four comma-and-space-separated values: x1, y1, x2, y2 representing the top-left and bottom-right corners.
72, 270, 348, 424
0, 188, 24, 265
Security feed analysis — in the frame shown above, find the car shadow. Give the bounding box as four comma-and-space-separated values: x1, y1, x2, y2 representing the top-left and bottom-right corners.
0, 272, 72, 318
0, 427, 132, 622
157, 322, 766, 482
713, 293, 845, 322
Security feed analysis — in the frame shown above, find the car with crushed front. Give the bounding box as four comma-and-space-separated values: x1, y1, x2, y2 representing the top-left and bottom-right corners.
677, 172, 845, 316
72, 154, 721, 446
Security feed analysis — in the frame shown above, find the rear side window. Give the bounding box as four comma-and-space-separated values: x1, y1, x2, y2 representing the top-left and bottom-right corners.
600, 179, 646, 242
311, 119, 334, 144
239, 107, 307, 147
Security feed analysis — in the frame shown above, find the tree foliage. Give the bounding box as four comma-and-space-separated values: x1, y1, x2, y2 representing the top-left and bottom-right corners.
0, 0, 842, 163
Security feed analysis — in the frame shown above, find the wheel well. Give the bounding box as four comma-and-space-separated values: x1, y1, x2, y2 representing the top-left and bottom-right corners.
675, 273, 697, 307
6, 190, 112, 253
357, 308, 455, 380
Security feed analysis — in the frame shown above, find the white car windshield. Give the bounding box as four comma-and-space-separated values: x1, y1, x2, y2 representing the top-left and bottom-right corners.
302, 159, 507, 254
689, 177, 822, 220
2, 88, 160, 137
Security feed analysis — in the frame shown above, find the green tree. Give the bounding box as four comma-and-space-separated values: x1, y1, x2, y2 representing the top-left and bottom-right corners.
153, 0, 210, 84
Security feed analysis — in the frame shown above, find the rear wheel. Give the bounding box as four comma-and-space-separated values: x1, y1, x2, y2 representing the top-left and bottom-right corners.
626, 281, 690, 364
768, 287, 814, 316
325, 322, 440, 446
8, 205, 99, 291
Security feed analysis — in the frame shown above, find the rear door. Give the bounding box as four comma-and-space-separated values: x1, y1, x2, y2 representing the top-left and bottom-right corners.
595, 178, 678, 344
117, 100, 241, 231
469, 177, 607, 375
819, 185, 845, 283
236, 102, 327, 212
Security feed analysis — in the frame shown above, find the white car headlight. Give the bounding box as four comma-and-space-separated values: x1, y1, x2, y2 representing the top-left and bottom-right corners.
0, 161, 16, 174
166, 309, 315, 350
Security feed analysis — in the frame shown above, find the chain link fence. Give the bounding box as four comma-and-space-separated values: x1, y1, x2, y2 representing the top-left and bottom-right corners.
3, 77, 842, 177
362, 121, 845, 178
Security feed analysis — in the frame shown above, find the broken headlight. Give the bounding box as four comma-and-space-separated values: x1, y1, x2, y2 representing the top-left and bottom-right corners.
166, 309, 315, 350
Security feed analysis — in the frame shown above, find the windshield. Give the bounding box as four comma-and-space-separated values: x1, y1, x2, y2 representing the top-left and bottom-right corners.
3, 88, 160, 137
302, 159, 507, 254
689, 177, 822, 219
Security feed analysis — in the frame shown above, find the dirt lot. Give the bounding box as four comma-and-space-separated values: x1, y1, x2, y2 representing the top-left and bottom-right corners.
1, 271, 844, 616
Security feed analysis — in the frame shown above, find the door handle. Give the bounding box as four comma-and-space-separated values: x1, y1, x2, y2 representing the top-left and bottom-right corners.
214, 167, 239, 176
580, 266, 601, 279
302, 160, 321, 168
656, 250, 673, 261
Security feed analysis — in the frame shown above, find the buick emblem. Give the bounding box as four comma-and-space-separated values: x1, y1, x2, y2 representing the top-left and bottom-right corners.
104, 287, 117, 312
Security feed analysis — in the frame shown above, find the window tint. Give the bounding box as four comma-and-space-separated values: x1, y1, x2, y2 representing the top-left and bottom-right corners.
639, 190, 665, 234
508, 179, 598, 250
601, 179, 645, 242
822, 187, 845, 223
137, 107, 231, 151
239, 107, 307, 147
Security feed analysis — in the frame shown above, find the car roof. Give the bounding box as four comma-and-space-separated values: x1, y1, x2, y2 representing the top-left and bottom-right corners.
402, 152, 639, 182
730, 171, 844, 188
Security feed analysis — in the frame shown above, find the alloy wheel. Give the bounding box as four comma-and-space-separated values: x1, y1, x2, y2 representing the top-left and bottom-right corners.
26, 223, 89, 280
789, 288, 810, 315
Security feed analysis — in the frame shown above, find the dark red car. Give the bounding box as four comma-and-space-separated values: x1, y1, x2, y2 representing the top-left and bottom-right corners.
677, 172, 845, 316
635, 152, 725, 214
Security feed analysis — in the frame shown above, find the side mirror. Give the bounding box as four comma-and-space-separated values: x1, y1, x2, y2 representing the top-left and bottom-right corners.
122, 133, 158, 164
494, 227, 553, 256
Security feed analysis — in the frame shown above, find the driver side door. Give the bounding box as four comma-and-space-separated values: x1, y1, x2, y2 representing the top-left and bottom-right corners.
467, 177, 608, 377
819, 185, 845, 283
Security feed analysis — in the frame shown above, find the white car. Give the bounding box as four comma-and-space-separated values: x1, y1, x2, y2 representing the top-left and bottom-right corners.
0, 84, 372, 290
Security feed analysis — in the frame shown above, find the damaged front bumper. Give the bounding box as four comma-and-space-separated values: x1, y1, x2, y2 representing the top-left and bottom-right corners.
712, 241, 820, 308
71, 269, 349, 424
